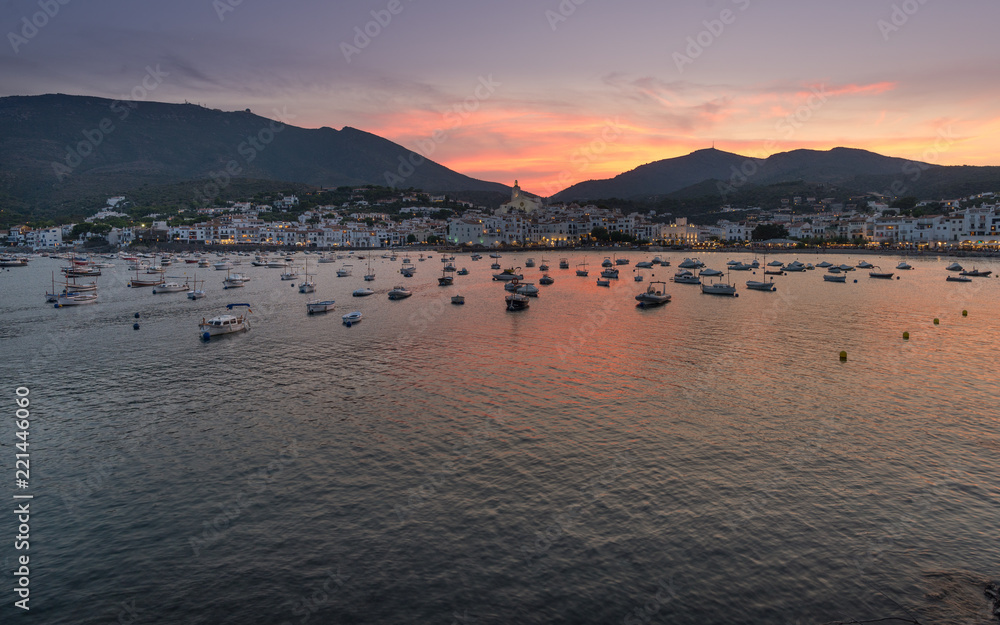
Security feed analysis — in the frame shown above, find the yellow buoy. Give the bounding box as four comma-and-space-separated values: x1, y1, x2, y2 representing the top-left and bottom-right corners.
839, 351, 847, 361
933, 318, 939, 325
903, 332, 909, 340
962, 310, 968, 317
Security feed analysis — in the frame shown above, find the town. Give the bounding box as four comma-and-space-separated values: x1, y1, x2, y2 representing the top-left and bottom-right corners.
4, 182, 999, 251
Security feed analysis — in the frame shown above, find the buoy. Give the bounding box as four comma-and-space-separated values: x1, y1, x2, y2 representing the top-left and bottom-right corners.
839, 351, 847, 361
734, 293, 739, 297
134, 312, 140, 318
962, 310, 968, 317
903, 332, 909, 340
54, 303, 60, 308
896, 276, 900, 280
345, 321, 352, 327
291, 283, 295, 288
133, 323, 140, 330
853, 279, 857, 283
933, 318, 939, 325
202, 332, 211, 341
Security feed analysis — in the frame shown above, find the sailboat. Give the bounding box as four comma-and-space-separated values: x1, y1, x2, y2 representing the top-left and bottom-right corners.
701, 269, 738, 296
128, 263, 160, 287
438, 264, 454, 286
746, 255, 777, 291
364, 255, 375, 281
187, 275, 206, 299
299, 259, 316, 293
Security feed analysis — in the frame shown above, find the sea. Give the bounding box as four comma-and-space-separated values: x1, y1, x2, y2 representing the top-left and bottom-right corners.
1, 250, 998, 625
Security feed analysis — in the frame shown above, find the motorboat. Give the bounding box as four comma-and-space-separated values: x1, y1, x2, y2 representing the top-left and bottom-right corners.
783, 261, 806, 272
699, 268, 724, 277
827, 266, 842, 273
352, 288, 375, 297
443, 263, 457, 272
298, 279, 316, 293
729, 262, 753, 271
635, 261, 654, 269
634, 274, 643, 282
471, 254, 482, 261
678, 258, 703, 269
388, 286, 412, 299
438, 274, 455, 286
701, 280, 737, 296
525, 258, 535, 267
946, 275, 972, 282
153, 281, 189, 294
539, 274, 554, 285
451, 295, 465, 305
559, 258, 569, 269
857, 260, 874, 269
400, 262, 416, 277
576, 262, 589, 276
945, 262, 963, 272
596, 278, 610, 287
896, 261, 913, 270
515, 283, 539, 296
490, 262, 501, 270
267, 260, 286, 268
745, 278, 776, 291
635, 281, 671, 307
280, 268, 299, 280
672, 270, 701, 285
838, 264, 854, 272
213, 260, 233, 271
959, 268, 991, 277
223, 272, 247, 289
489, 252, 502, 259
816, 261, 833, 268
600, 267, 619, 279
538, 261, 550, 271
342, 311, 363, 325
868, 268, 894, 279
198, 259, 210, 268
823, 274, 847, 282
199, 304, 251, 339
767, 260, 784, 267
615, 257, 630, 266
492, 268, 523, 281
0, 256, 28, 267
457, 268, 469, 275
336, 265, 353, 277
601, 257, 613, 267
307, 300, 335, 313
505, 292, 529, 310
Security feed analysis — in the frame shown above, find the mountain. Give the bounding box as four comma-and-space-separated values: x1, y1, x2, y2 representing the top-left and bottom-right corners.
0, 94, 509, 215
551, 147, 1000, 202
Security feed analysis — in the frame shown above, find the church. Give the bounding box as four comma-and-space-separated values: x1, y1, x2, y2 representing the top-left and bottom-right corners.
496, 180, 544, 215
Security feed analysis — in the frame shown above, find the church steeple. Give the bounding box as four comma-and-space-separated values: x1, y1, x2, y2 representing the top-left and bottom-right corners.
511, 180, 521, 201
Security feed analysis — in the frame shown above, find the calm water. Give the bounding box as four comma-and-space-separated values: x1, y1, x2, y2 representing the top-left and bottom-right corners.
1, 251, 998, 624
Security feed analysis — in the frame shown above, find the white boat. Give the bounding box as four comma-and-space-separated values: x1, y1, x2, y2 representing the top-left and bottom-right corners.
492, 268, 523, 281
783, 261, 806, 272
342, 311, 363, 325
352, 288, 375, 297
635, 261, 654, 269
896, 261, 913, 270
699, 268, 723, 277
213, 261, 233, 271
516, 283, 539, 296
945, 262, 963, 272
187, 277, 206, 300
55, 291, 99, 306
679, 258, 704, 269
223, 271, 246, 289
153, 280, 189, 293
199, 304, 251, 339
388, 286, 412, 299
672, 270, 701, 285
635, 281, 671, 307
336, 264, 353, 277
198, 259, 210, 268
307, 300, 336, 313
600, 267, 619, 279
959, 268, 991, 277
746, 278, 776, 291
823, 274, 847, 282
729, 262, 753, 271
767, 260, 784, 267
280, 267, 299, 280
701, 278, 737, 296
298, 280, 315, 293
363, 255, 375, 281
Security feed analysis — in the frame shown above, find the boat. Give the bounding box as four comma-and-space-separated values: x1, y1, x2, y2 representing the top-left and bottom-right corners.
635, 281, 671, 307
699, 268, 724, 277
280, 266, 300, 280
635, 261, 654, 269
443, 262, 457, 272
959, 268, 991, 277
199, 303, 251, 339
187, 276, 206, 300
783, 261, 806, 272
471, 253, 482, 261
827, 266, 842, 273
267, 260, 286, 268
490, 261, 501, 270
388, 286, 412, 299
576, 262, 589, 277
678, 258, 704, 269
559, 258, 569, 269
515, 282, 539, 296
601, 257, 613, 267
701, 274, 737, 296
505, 292, 529, 311
55, 291, 98, 307
729, 262, 753, 271
153, 279, 189, 294
223, 270, 246, 289
857, 260, 874, 269
896, 261, 913, 270
307, 300, 336, 313
672, 270, 701, 285
868, 268, 894, 279
539, 274, 554, 285
767, 260, 784, 267
298, 261, 316, 293
438, 272, 454, 286
745, 277, 776, 291
945, 262, 963, 272
946, 275, 972, 282
489, 252, 502, 259
525, 258, 535, 267
838, 264, 854, 272
0, 256, 28, 267
816, 261, 833, 268
400, 262, 415, 277
352, 288, 375, 297
128, 265, 160, 287
492, 268, 523, 281
600, 267, 619, 279
336, 264, 353, 277
363, 255, 375, 281
198, 259, 210, 268
596, 278, 610, 287
342, 311, 362, 326
539, 260, 550, 271
823, 274, 847, 282
457, 268, 469, 275
615, 257, 630, 266
317, 254, 336, 264
213, 260, 233, 271
451, 295, 465, 305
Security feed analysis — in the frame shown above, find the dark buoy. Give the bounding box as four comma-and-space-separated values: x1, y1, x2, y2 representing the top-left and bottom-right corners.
345, 321, 352, 327
839, 351, 847, 361
853, 279, 857, 283
903, 331, 909, 340
202, 331, 211, 341
53, 303, 60, 309
291, 283, 296, 288
933, 318, 939, 325
962, 310, 968, 317
134, 312, 140, 319
133, 323, 140, 330
896, 276, 900, 280
734, 293, 739, 297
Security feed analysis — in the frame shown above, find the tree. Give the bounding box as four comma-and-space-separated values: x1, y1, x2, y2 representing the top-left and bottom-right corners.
890, 196, 918, 210
406, 234, 417, 244
591, 226, 609, 241
751, 224, 789, 241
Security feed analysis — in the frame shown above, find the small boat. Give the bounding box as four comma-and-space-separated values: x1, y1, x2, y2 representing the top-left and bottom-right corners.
352, 288, 375, 297
699, 268, 723, 277
198, 259, 210, 268
213, 260, 233, 271
596, 278, 610, 287
525, 258, 535, 267
959, 268, 991, 277
55, 291, 99, 307
679, 258, 704, 269
838, 264, 854, 272
342, 311, 363, 325
635, 281, 671, 307
729, 262, 753, 271
187, 277, 206, 300
307, 300, 336, 313
0, 256, 28, 267
635, 261, 654, 269
514, 282, 539, 296
816, 261, 833, 268
400, 262, 415, 277
539, 274, 554, 285
388, 286, 412, 299
946, 275, 972, 282
457, 268, 469, 275
363, 256, 375, 281
896, 261, 913, 270
601, 257, 613, 267
471, 254, 482, 261
945, 262, 963, 272
267, 260, 286, 268
827, 266, 842, 273
199, 304, 251, 339
672, 270, 701, 285
701, 279, 737, 296
539, 261, 550, 271
767, 260, 784, 267
438, 274, 454, 286
783, 261, 806, 272
336, 265, 353, 277
490, 262, 501, 270
576, 262, 589, 277
615, 257, 630, 266
223, 270, 246, 289
280, 267, 299, 281
823, 274, 847, 282
600, 267, 619, 279
745, 278, 776, 291
298, 280, 315, 293
857, 261, 873, 269
489, 252, 502, 259
505, 292, 529, 311
559, 258, 569, 269
868, 268, 894, 279
443, 262, 457, 272
153, 280, 189, 294
492, 268, 523, 281
451, 295, 465, 305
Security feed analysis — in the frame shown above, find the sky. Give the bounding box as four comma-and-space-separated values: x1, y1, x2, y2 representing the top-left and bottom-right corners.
2, 0, 999, 195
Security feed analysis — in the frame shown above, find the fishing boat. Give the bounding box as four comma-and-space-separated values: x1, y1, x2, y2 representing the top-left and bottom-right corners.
55, 291, 99, 307
672, 270, 701, 285
678, 258, 704, 269
298, 261, 315, 293
635, 281, 671, 307
451, 295, 465, 305
281, 265, 300, 280
363, 255, 375, 281
471, 254, 482, 261
576, 262, 589, 277
223, 270, 246, 289
307, 300, 336, 313
187, 276, 206, 300
213, 260, 233, 271
199, 304, 251, 339
504, 281, 538, 296
823, 274, 847, 283
946, 275, 972, 282
388, 286, 412, 299
400, 262, 415, 277
505, 292, 529, 311
959, 268, 991, 277
0, 256, 28, 267
783, 261, 806, 272
868, 268, 894, 279
153, 279, 189, 294
746, 276, 777, 291
128, 265, 160, 287
342, 311, 363, 325
559, 258, 569, 269
539, 274, 554, 285
352, 288, 375, 297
